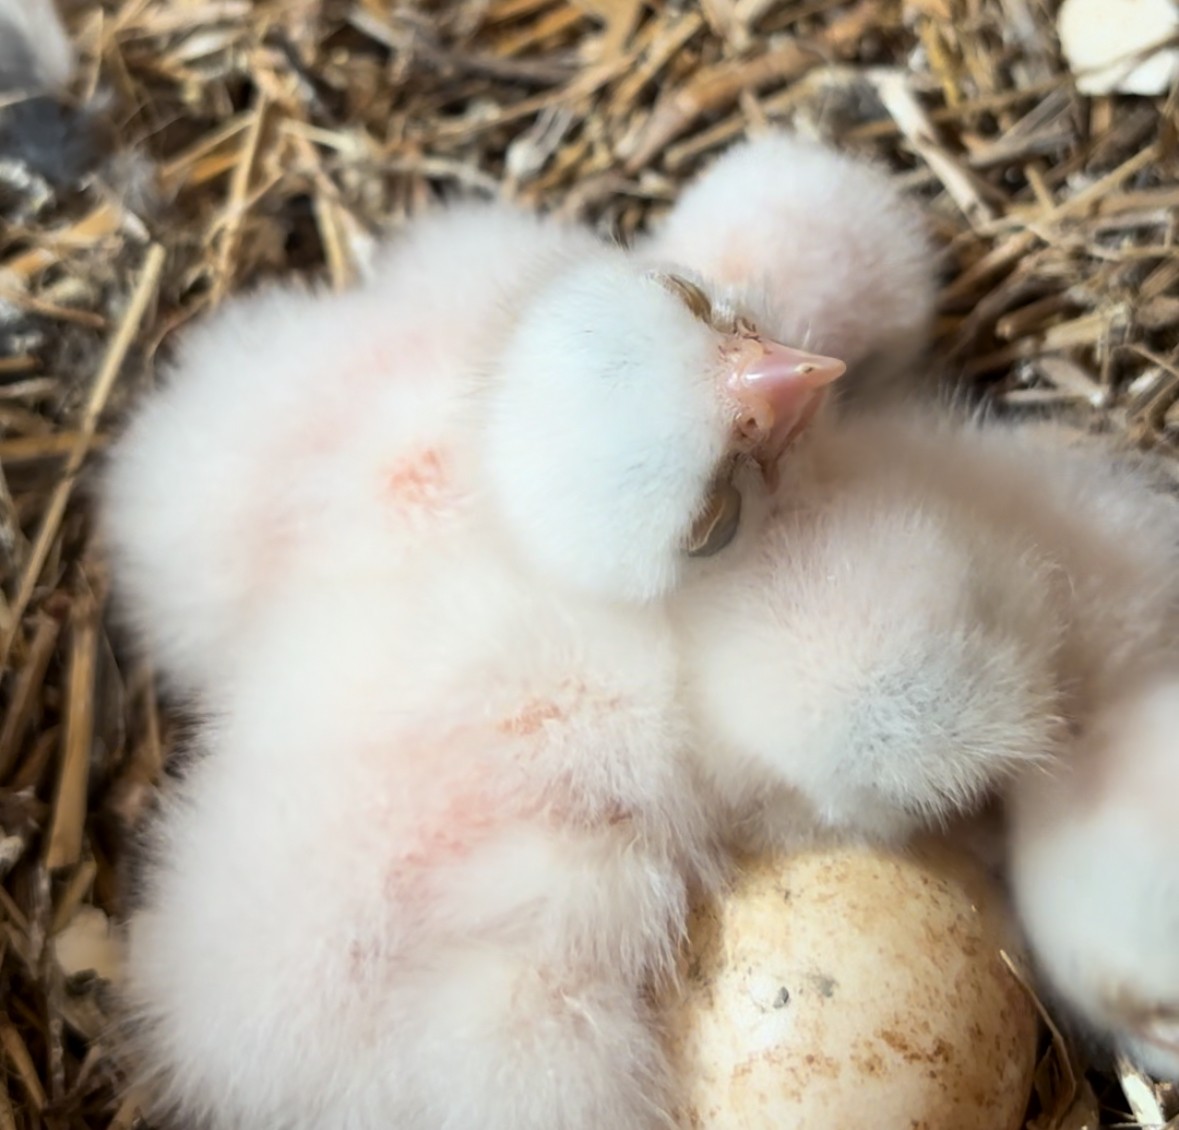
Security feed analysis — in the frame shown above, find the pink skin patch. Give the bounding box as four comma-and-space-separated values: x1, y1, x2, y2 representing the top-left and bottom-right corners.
376, 716, 538, 892
494, 691, 630, 828
385, 685, 634, 898
374, 758, 512, 940
393, 783, 505, 875
383, 446, 453, 513
495, 682, 622, 748
497, 698, 569, 737
346, 692, 642, 989
338, 756, 512, 993
497, 686, 634, 830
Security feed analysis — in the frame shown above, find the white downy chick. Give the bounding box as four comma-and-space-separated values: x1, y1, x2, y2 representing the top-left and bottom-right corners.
673, 404, 1179, 852
100, 201, 844, 698
121, 536, 723, 1130
1007, 669, 1179, 1081
483, 266, 845, 603
109, 204, 846, 1128
640, 130, 938, 404
672, 406, 1068, 850
984, 422, 1179, 1080
895, 417, 1179, 704
639, 126, 1179, 1073
100, 202, 570, 698
672, 396, 1179, 1087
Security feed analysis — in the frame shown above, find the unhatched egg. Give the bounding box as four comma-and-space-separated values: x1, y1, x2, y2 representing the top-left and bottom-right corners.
664, 838, 1039, 1130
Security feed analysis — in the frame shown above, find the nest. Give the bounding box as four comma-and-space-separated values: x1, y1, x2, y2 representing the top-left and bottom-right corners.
0, 0, 1176, 1126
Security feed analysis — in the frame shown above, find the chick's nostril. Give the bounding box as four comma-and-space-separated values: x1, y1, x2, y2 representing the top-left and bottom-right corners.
735, 402, 772, 445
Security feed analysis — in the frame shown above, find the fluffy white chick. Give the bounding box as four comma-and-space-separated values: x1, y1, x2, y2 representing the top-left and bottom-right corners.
100, 201, 845, 700
109, 203, 848, 1126
982, 423, 1179, 1079
482, 266, 846, 603
672, 406, 1068, 850
1008, 669, 1179, 1081
673, 403, 1179, 852
639, 127, 1179, 1075
899, 417, 1179, 703
121, 527, 723, 1130
640, 130, 938, 404
100, 202, 560, 698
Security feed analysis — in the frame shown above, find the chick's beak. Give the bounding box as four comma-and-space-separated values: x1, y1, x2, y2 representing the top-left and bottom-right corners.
724, 336, 846, 488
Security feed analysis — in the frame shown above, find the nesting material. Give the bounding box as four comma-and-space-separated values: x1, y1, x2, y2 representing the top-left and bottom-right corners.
0, 0, 1177, 1127
665, 840, 1039, 1130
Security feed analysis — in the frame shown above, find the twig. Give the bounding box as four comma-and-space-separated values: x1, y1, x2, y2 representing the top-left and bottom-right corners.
620, 0, 876, 170
870, 68, 998, 227
45, 578, 102, 871
0, 243, 166, 671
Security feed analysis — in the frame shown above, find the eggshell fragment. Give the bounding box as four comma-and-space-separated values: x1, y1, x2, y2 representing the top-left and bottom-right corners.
52, 904, 123, 985
664, 839, 1039, 1130
1057, 0, 1179, 96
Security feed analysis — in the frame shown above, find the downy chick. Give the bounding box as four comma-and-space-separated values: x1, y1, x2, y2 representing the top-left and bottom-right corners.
100, 200, 844, 700
640, 130, 938, 405
112, 203, 848, 1129
672, 405, 1069, 851
121, 492, 723, 1130
649, 128, 1179, 1077
998, 429, 1179, 1081
673, 402, 1179, 1086
1008, 667, 1179, 1081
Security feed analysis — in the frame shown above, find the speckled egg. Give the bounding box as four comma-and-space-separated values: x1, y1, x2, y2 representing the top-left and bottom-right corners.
664, 838, 1039, 1129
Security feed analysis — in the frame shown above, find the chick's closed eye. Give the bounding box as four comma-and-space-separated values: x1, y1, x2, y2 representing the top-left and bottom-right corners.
684, 476, 742, 558
650, 270, 847, 486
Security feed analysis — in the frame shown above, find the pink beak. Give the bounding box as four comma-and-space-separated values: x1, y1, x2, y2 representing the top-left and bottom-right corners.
724, 337, 846, 487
